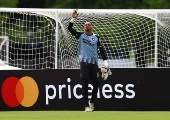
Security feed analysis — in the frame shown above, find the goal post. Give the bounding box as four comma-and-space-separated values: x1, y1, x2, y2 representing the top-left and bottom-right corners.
0, 8, 170, 69
57, 9, 157, 68
0, 36, 9, 64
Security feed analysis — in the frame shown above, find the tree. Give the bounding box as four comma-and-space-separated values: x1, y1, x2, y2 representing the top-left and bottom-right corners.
141, 0, 169, 9
44, 0, 170, 9
17, 0, 45, 8
0, 0, 18, 7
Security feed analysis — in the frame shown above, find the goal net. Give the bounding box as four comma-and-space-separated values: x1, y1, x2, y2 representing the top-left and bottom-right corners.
0, 9, 56, 69
0, 9, 170, 69
58, 10, 157, 68
157, 12, 170, 67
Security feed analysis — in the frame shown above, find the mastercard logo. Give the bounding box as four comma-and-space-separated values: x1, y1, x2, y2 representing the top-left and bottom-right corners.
1, 76, 39, 107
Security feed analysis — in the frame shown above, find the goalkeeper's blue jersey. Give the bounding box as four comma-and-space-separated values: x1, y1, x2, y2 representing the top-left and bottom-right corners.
78, 33, 99, 64
68, 22, 107, 65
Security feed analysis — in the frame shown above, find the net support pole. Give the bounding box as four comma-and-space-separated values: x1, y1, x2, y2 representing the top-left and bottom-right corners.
154, 12, 158, 67
55, 11, 59, 69
6, 36, 9, 64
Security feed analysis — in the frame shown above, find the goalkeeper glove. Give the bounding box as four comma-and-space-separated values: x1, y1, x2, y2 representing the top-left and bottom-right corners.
100, 66, 112, 80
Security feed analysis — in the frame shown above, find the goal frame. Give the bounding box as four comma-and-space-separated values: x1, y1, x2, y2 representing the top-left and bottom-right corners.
0, 36, 9, 64
0, 8, 170, 68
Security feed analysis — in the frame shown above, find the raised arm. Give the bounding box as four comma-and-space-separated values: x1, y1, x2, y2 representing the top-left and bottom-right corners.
68, 9, 82, 39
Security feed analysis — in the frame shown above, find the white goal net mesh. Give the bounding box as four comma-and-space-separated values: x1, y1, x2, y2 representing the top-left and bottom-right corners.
58, 10, 156, 68
0, 10, 56, 69
0, 9, 170, 69
157, 12, 170, 67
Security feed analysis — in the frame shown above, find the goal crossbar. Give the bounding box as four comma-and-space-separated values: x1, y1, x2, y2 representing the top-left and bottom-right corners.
0, 8, 169, 69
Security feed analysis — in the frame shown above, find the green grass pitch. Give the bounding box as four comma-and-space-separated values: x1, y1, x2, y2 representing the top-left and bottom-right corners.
0, 111, 170, 120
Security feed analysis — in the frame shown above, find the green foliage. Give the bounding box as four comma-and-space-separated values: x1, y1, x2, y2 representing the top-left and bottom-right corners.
0, 0, 18, 8
141, 0, 169, 9
44, 0, 170, 9
0, 0, 170, 9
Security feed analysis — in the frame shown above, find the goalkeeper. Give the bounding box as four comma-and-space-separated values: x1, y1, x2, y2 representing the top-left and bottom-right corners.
68, 9, 111, 112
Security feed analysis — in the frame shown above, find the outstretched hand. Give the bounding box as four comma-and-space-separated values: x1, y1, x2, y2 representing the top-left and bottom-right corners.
72, 9, 78, 18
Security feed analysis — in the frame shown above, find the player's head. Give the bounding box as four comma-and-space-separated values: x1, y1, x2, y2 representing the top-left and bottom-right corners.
84, 22, 93, 32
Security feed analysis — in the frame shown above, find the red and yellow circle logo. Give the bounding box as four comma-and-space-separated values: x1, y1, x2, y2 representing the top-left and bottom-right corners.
1, 76, 39, 107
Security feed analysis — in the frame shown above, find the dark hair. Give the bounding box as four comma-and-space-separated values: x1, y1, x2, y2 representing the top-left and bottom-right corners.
84, 22, 93, 26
